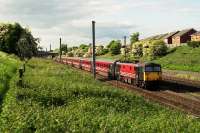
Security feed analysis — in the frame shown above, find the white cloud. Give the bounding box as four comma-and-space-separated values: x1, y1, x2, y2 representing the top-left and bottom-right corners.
0, 0, 199, 49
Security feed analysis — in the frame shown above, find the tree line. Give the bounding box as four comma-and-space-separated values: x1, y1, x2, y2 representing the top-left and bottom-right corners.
0, 23, 39, 59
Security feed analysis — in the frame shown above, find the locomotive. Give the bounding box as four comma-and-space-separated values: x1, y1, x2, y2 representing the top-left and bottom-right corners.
59, 57, 162, 89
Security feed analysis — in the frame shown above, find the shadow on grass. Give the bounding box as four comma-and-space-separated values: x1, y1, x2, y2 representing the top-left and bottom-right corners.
0, 74, 12, 113
159, 80, 200, 93
16, 85, 139, 114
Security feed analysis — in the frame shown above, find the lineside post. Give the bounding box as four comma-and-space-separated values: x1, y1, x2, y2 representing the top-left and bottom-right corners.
92, 21, 96, 79
59, 38, 62, 61
124, 36, 127, 61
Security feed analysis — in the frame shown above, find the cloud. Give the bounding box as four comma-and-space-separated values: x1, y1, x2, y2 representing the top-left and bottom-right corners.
0, 0, 199, 49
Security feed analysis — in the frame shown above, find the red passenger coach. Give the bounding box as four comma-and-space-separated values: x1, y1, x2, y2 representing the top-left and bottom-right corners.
117, 63, 136, 83
66, 58, 73, 65
81, 59, 91, 72
62, 58, 68, 64
72, 58, 81, 68
96, 61, 112, 77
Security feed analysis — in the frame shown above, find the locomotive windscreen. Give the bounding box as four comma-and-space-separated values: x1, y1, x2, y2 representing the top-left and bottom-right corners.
145, 66, 161, 72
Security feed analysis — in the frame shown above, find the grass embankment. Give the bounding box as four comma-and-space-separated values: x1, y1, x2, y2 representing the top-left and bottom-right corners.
0, 52, 20, 110
154, 46, 200, 72
0, 58, 199, 132
98, 46, 200, 72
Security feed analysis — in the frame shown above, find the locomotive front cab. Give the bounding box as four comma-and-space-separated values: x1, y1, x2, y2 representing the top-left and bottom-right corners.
135, 63, 162, 88
144, 63, 162, 81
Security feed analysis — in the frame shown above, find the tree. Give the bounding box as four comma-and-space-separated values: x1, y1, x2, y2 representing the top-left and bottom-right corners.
61, 44, 68, 53
149, 40, 167, 58
132, 42, 143, 57
18, 29, 38, 59
108, 40, 122, 55
0, 23, 39, 59
130, 32, 139, 44
79, 44, 89, 53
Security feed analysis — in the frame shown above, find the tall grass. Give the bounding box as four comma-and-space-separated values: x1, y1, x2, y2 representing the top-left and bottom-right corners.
0, 58, 199, 132
0, 52, 20, 101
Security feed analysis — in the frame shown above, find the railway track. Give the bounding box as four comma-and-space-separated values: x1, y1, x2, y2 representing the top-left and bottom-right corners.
163, 75, 200, 89
101, 78, 200, 117
58, 62, 200, 117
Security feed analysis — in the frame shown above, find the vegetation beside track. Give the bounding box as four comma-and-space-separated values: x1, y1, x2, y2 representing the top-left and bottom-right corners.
0, 52, 20, 110
0, 58, 200, 132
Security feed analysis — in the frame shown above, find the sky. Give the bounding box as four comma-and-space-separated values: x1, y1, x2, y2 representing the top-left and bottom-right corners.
0, 0, 200, 49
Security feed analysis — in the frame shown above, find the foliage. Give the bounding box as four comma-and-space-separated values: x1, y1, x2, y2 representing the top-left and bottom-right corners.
108, 40, 122, 55
0, 52, 20, 110
79, 44, 89, 53
67, 52, 73, 57
130, 32, 139, 44
148, 40, 167, 58
61, 44, 68, 53
132, 42, 143, 57
187, 41, 200, 48
67, 47, 73, 52
79, 44, 88, 49
0, 23, 39, 59
0, 58, 199, 132
100, 48, 109, 55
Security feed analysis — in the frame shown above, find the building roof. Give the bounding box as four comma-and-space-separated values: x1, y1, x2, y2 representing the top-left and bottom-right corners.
173, 28, 196, 37
164, 31, 179, 39
191, 31, 200, 36
143, 33, 167, 41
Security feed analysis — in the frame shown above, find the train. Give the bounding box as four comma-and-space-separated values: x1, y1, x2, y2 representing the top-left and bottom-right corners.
57, 57, 162, 89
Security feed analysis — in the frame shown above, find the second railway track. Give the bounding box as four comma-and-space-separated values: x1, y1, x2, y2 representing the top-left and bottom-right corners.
101, 78, 200, 117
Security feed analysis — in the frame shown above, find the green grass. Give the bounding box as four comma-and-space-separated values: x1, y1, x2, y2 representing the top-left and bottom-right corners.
154, 46, 200, 72
98, 46, 200, 72
0, 52, 20, 107
0, 58, 199, 132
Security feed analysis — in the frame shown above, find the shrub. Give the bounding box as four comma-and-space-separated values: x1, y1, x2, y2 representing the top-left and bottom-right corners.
67, 52, 73, 57
149, 40, 168, 58
98, 48, 109, 55
109, 40, 121, 55
187, 41, 200, 48
132, 42, 143, 57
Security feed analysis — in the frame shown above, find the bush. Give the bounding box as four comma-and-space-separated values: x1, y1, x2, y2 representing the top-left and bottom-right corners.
67, 52, 73, 57
97, 48, 109, 56
132, 42, 143, 57
108, 40, 121, 55
149, 40, 168, 58
187, 41, 200, 48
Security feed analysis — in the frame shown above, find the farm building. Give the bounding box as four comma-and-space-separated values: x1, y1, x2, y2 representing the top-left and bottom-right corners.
191, 32, 200, 42
172, 28, 197, 45
164, 31, 179, 44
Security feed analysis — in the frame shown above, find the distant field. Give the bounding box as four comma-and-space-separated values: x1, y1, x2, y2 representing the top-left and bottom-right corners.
0, 58, 199, 132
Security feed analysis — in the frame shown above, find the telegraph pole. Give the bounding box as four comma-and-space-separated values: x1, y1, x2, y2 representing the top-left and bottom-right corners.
124, 36, 127, 61
59, 38, 62, 61
49, 44, 51, 52
92, 21, 96, 79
